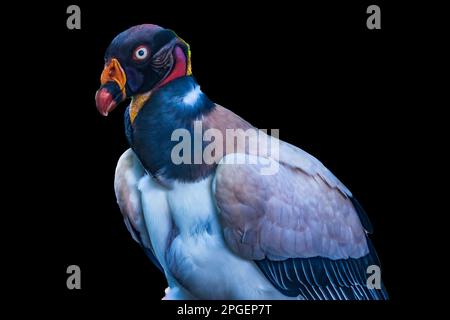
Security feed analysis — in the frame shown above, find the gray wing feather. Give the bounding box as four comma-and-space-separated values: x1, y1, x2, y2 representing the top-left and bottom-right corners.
214, 153, 368, 261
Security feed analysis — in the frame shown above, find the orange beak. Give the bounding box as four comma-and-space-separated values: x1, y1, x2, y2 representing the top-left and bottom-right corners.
100, 58, 127, 92
95, 58, 127, 116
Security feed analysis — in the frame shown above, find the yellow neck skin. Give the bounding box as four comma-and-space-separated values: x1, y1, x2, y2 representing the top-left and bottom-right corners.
129, 91, 152, 124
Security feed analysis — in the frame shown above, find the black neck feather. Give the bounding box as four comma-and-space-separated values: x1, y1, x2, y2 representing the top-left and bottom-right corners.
125, 76, 217, 182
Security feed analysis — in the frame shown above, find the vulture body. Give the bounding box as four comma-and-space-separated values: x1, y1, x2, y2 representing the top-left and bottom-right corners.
95, 24, 388, 300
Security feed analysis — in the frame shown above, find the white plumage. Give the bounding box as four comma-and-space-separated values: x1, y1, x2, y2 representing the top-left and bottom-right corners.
119, 150, 296, 299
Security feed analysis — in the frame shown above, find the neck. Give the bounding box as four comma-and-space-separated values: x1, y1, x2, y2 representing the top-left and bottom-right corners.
156, 46, 191, 89
130, 46, 194, 124
152, 76, 214, 117
129, 76, 216, 182
131, 76, 214, 125
130, 90, 152, 124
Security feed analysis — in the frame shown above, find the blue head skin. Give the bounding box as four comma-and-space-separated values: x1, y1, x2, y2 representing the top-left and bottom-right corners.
95, 24, 190, 116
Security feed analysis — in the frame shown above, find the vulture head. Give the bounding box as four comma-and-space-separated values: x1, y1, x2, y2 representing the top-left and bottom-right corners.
95, 24, 192, 116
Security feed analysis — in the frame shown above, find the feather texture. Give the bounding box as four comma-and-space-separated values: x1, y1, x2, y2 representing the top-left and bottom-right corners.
114, 149, 163, 272
254, 240, 388, 300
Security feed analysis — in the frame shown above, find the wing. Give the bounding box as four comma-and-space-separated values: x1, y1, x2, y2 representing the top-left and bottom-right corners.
114, 148, 163, 272
214, 149, 387, 300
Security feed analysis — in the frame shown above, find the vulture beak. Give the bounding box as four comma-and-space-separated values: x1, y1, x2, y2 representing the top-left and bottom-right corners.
95, 58, 127, 116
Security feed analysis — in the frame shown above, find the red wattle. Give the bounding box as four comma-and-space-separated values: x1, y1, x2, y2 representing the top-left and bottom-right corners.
156, 46, 187, 89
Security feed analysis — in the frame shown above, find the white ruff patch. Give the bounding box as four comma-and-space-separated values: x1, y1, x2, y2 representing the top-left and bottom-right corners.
182, 85, 202, 106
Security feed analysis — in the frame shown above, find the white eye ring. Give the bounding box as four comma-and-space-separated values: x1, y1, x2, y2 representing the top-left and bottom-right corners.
134, 46, 149, 61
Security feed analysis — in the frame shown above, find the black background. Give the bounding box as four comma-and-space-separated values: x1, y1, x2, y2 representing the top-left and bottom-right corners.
12, 0, 440, 316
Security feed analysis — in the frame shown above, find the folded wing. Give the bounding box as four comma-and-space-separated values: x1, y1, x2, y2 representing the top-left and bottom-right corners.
214, 144, 387, 299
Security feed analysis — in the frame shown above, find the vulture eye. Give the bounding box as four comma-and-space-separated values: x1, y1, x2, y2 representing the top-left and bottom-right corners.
133, 45, 149, 61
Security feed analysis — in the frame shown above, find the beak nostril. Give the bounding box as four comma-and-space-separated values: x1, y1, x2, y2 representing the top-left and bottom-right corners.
108, 64, 116, 76
100, 58, 126, 91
